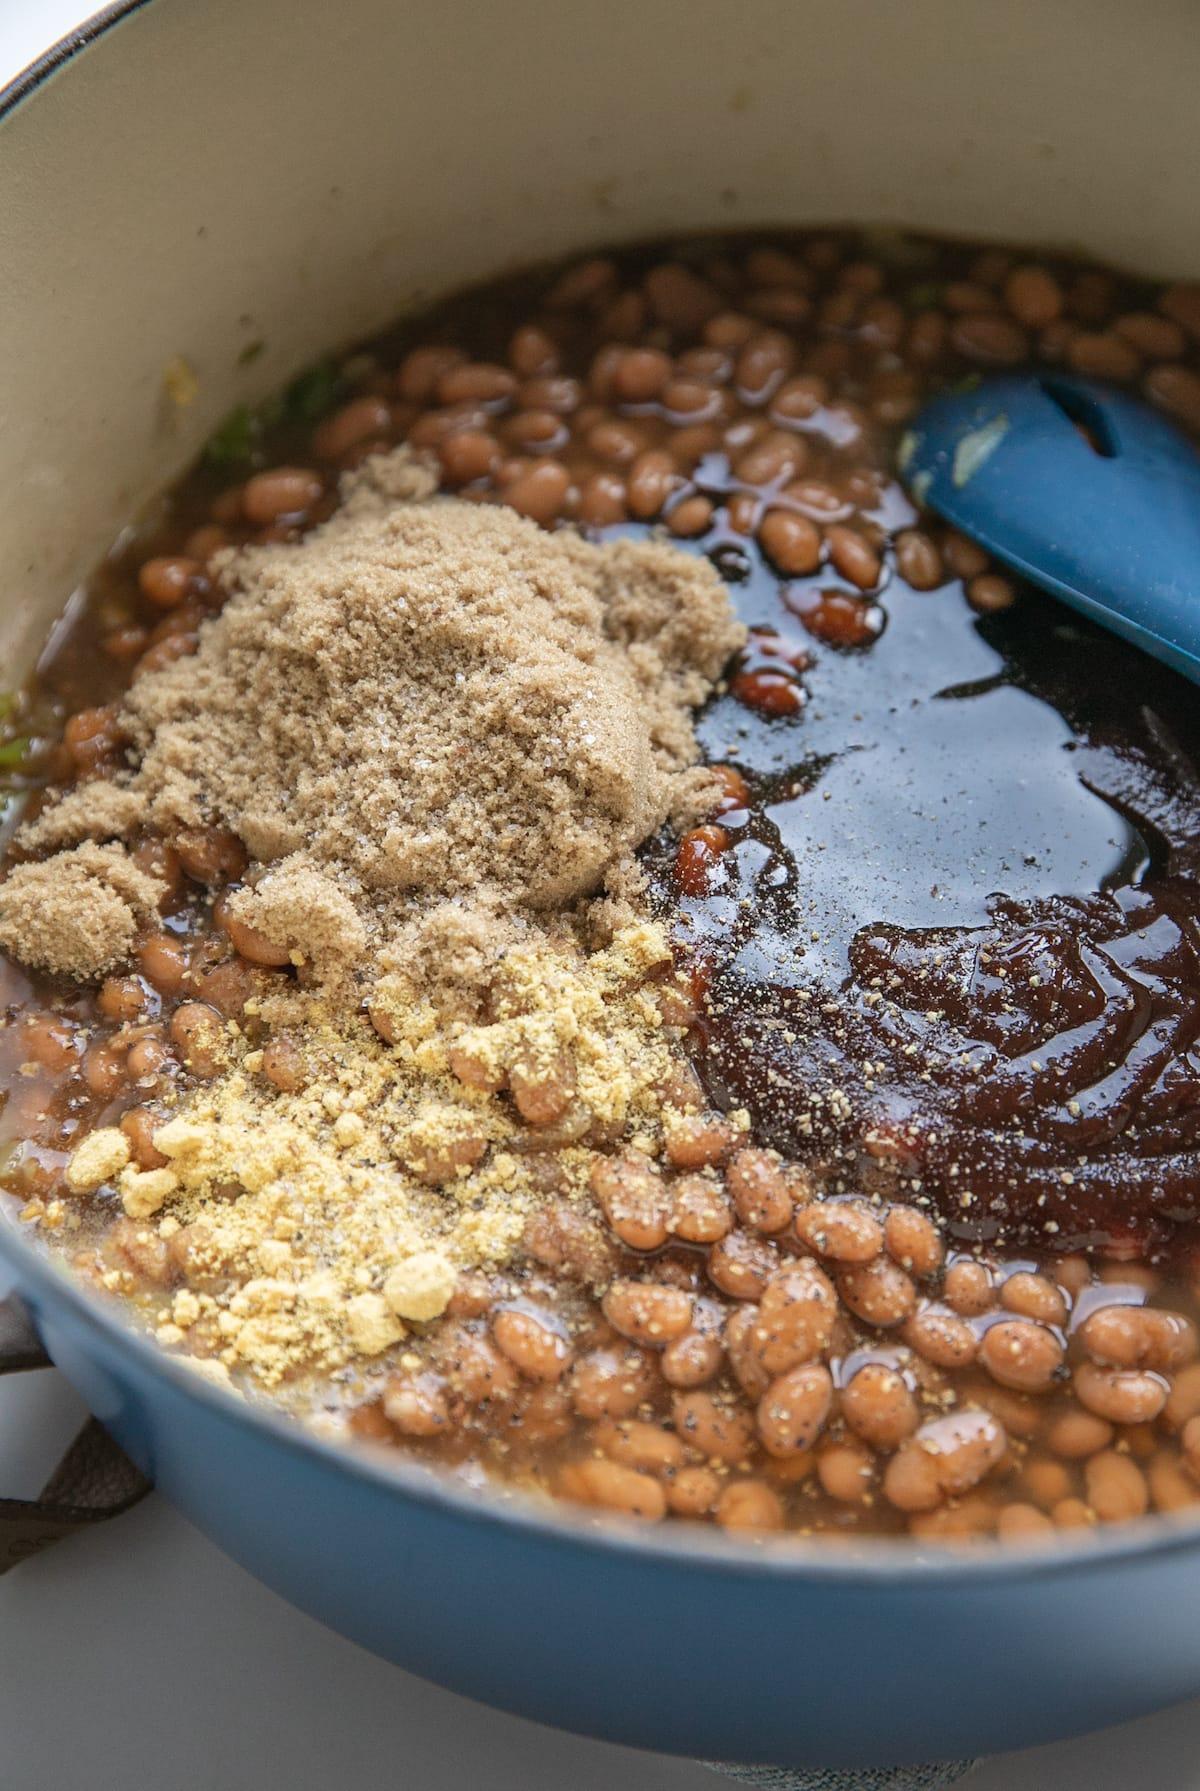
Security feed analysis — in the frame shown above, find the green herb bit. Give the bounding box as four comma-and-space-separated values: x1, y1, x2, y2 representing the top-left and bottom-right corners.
0, 738, 30, 770
205, 404, 259, 465
284, 359, 345, 423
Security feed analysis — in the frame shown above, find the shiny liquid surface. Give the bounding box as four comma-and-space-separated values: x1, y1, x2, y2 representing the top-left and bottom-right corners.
648, 497, 1200, 1252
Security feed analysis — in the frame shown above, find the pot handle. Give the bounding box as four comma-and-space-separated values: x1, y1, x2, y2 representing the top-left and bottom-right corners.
0, 1294, 151, 1571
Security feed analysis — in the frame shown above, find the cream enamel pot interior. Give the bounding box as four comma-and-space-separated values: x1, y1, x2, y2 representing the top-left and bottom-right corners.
4, 0, 1200, 1769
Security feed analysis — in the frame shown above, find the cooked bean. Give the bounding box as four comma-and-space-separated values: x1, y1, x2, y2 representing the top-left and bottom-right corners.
667, 1465, 721, 1517
736, 331, 796, 404
586, 416, 644, 463
1045, 1407, 1113, 1460
312, 395, 393, 460
501, 459, 570, 524
825, 525, 881, 591
1068, 271, 1116, 325
1084, 1450, 1149, 1522
757, 1362, 833, 1456
645, 263, 722, 332
796, 1199, 883, 1264
97, 976, 146, 1023
726, 1148, 793, 1235
664, 1110, 735, 1169
1144, 362, 1200, 433
592, 1418, 687, 1478
64, 705, 122, 771
707, 1229, 778, 1300
1004, 265, 1063, 330
1148, 1450, 1200, 1513
493, 1307, 572, 1381
603, 1280, 693, 1346
915, 1408, 1008, 1497
216, 904, 292, 967
1115, 312, 1186, 359
119, 1106, 168, 1171
569, 1345, 656, 1419
966, 573, 1016, 613
716, 1478, 785, 1531
175, 826, 247, 886
943, 1259, 994, 1316
627, 449, 683, 519
817, 1438, 875, 1503
667, 1174, 733, 1245
950, 313, 1028, 365
758, 509, 822, 576
1079, 1303, 1196, 1373
561, 1457, 666, 1520
382, 1372, 450, 1436
902, 1306, 978, 1370
395, 345, 463, 401
1181, 1415, 1200, 1483
1067, 331, 1141, 382
438, 429, 501, 486
261, 1034, 306, 1092
1074, 1361, 1168, 1424
1000, 1271, 1068, 1326
997, 1502, 1056, 1541
661, 1326, 724, 1388
195, 957, 257, 1019
242, 467, 323, 524
842, 1362, 919, 1451
508, 1046, 576, 1127
882, 1442, 943, 1513
520, 375, 581, 415
600, 290, 648, 343
138, 556, 205, 610
82, 1039, 125, 1097
908, 1496, 996, 1542
590, 1150, 669, 1251
1164, 1363, 1200, 1432
672, 1389, 755, 1464
837, 1256, 916, 1328
611, 348, 672, 403
1053, 1497, 1097, 1529
136, 933, 189, 996
894, 530, 945, 592
906, 310, 948, 365
979, 1319, 1064, 1393
577, 470, 628, 526
879, 1206, 942, 1279
436, 362, 517, 408
168, 1002, 225, 1078
747, 1261, 838, 1375
668, 494, 715, 537
1021, 1456, 1073, 1509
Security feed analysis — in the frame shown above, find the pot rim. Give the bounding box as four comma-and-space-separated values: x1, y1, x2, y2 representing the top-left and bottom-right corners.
0, 0, 149, 117
4, 0, 1200, 1597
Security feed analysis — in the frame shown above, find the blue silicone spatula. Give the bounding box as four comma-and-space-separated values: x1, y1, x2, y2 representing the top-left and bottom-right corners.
900, 373, 1200, 684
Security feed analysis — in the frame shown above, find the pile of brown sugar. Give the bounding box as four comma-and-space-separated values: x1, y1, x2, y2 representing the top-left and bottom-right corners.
0, 450, 743, 991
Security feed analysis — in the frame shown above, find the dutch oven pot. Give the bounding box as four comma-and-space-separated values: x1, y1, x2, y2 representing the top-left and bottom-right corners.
3, 0, 1200, 1767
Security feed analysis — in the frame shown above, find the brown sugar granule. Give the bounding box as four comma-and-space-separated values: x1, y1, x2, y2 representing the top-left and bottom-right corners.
7, 450, 742, 985
0, 842, 163, 977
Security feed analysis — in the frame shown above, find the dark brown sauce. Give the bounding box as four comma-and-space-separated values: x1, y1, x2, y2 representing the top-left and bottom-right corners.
645, 521, 1200, 1252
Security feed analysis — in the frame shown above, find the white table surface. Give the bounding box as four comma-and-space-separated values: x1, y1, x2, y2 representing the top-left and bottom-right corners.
3, 5, 1200, 1786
